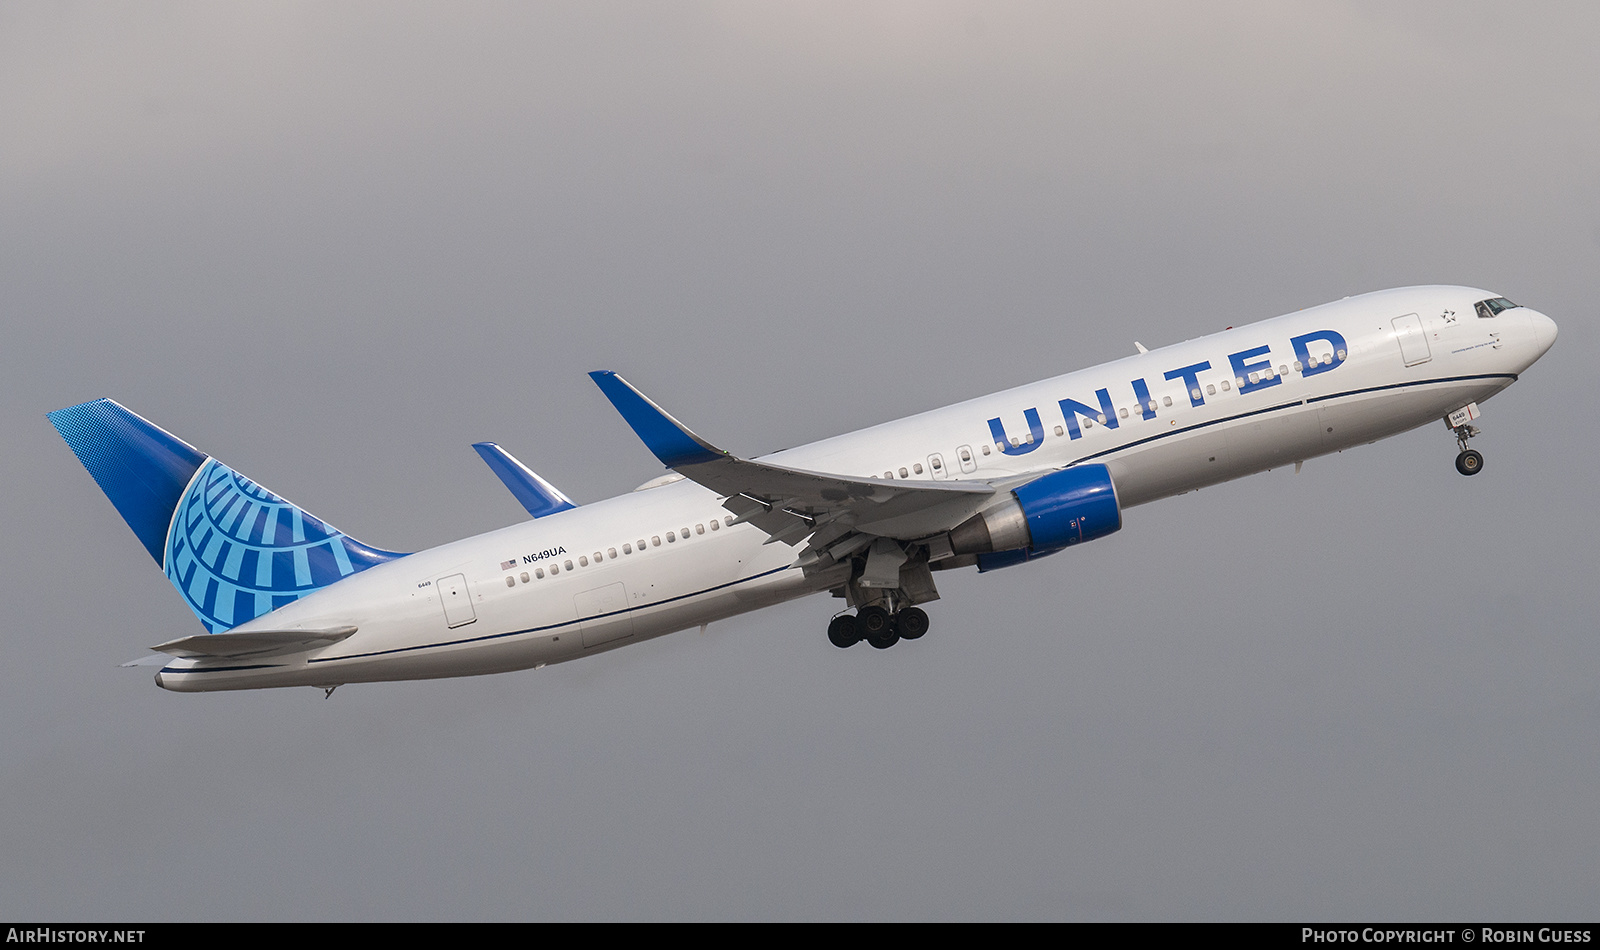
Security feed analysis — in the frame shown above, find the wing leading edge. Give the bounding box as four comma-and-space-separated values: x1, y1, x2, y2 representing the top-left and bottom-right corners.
587, 372, 998, 552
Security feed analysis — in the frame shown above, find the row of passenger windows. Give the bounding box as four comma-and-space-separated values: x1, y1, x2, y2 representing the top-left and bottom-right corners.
874, 349, 1347, 472
503, 515, 737, 586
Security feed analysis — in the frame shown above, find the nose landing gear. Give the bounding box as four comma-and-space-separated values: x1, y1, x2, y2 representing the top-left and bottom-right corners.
1447, 405, 1484, 476
1452, 423, 1484, 476
827, 605, 931, 649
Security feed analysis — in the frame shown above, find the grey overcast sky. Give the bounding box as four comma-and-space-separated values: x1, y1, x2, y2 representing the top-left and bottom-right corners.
3, 1, 1597, 920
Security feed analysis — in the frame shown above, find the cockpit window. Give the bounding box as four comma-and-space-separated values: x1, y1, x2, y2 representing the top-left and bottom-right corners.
1475, 297, 1518, 319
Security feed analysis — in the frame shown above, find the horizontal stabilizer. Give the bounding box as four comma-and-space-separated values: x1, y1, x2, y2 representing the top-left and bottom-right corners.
151, 626, 358, 659
589, 371, 996, 545
471, 442, 578, 519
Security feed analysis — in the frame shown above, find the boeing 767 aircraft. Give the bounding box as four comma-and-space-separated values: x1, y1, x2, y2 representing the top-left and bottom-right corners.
50, 286, 1556, 693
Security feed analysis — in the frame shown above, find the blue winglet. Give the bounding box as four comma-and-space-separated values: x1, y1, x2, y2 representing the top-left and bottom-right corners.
588, 371, 725, 468
471, 442, 579, 519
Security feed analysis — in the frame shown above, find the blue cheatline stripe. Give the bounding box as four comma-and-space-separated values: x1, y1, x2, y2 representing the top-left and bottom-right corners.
1063, 373, 1515, 467
159, 663, 284, 675
161, 565, 797, 675
306, 565, 796, 664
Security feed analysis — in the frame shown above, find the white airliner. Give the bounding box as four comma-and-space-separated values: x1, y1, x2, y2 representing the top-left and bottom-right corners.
50, 286, 1556, 694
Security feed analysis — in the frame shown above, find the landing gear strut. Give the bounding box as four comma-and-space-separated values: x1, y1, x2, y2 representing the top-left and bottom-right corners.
1452, 423, 1484, 476
827, 605, 931, 649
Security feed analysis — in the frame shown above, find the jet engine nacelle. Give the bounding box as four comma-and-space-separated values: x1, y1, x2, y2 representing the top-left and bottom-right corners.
947, 463, 1122, 564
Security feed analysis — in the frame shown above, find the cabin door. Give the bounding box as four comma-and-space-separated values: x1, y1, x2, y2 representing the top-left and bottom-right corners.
437, 573, 477, 628
576, 583, 635, 648
1392, 313, 1431, 366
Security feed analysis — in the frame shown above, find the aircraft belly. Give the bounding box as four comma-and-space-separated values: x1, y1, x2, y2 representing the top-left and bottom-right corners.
1110, 374, 1513, 508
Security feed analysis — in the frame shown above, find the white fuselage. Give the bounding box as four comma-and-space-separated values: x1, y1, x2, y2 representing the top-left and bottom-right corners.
155, 286, 1557, 691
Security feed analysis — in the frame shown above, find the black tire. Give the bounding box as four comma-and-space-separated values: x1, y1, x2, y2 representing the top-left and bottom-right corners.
866, 626, 900, 649
857, 605, 892, 638
827, 614, 859, 649
1456, 449, 1484, 476
896, 607, 929, 640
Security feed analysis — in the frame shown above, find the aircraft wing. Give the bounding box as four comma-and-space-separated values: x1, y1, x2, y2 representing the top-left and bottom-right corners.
589, 372, 998, 551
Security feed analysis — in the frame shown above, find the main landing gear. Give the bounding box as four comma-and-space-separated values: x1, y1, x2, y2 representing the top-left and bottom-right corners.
827, 605, 930, 650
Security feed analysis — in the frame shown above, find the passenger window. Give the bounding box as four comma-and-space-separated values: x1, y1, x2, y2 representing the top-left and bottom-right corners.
981, 445, 991, 455
536, 567, 545, 578
579, 556, 588, 567
1293, 361, 1302, 372
521, 572, 530, 583
1220, 380, 1230, 391
505, 576, 515, 588
608, 547, 617, 558
960, 448, 972, 461
1054, 425, 1064, 437
1162, 396, 1172, 407
666, 533, 675, 543
709, 520, 719, 531
637, 539, 646, 550
1206, 384, 1215, 395
724, 516, 734, 526
1336, 350, 1346, 361
899, 467, 908, 478
680, 527, 690, 538
564, 560, 574, 571
695, 524, 704, 535
1190, 388, 1201, 400
623, 543, 633, 554
594, 552, 603, 563
913, 463, 923, 474
1118, 408, 1128, 418
1279, 365, 1288, 375
652, 536, 661, 547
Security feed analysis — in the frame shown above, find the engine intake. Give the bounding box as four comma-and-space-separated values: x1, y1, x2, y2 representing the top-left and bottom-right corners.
948, 464, 1122, 563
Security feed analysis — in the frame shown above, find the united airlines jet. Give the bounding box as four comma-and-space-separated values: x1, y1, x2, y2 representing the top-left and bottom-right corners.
49, 286, 1556, 694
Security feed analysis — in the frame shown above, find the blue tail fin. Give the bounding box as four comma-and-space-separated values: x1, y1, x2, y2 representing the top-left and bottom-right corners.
49, 399, 406, 633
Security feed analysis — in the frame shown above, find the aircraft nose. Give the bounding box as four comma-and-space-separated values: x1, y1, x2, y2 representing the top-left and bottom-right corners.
1527, 309, 1558, 356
